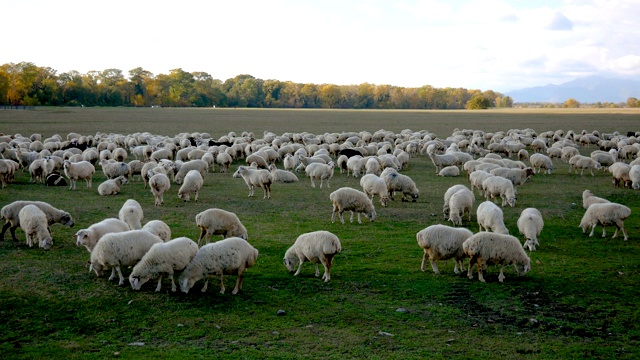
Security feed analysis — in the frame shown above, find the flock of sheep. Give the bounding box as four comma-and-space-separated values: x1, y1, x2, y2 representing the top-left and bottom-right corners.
0, 127, 638, 291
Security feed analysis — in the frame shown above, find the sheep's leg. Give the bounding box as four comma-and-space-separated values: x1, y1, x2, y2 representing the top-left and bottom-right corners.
498, 265, 506, 282
322, 256, 333, 282
170, 275, 177, 292
108, 267, 116, 281
194, 190, 199, 202
477, 259, 486, 283
429, 259, 440, 274
314, 263, 320, 277
331, 209, 337, 223
294, 259, 304, 276
421, 251, 428, 272
310, 178, 316, 188
467, 256, 477, 279
155, 277, 163, 292
232, 273, 244, 294
219, 274, 226, 294
201, 278, 209, 292
197, 228, 207, 246
601, 225, 607, 238
588, 224, 596, 237
339, 211, 345, 224
116, 267, 126, 286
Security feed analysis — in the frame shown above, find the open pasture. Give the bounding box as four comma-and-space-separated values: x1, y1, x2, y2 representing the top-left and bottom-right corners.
1, 107, 640, 359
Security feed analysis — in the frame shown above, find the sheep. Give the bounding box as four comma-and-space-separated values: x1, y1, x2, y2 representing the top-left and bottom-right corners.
380, 167, 419, 202
629, 164, 640, 190
329, 187, 377, 224
174, 159, 208, 184
438, 165, 460, 177
579, 202, 631, 241
283, 230, 342, 282
100, 159, 131, 179
232, 165, 273, 199
97, 176, 128, 196
609, 162, 632, 188
346, 155, 366, 177
177, 169, 204, 202
517, 208, 544, 251
489, 167, 534, 187
129, 237, 199, 292
463, 232, 531, 283
118, 199, 144, 230
142, 219, 172, 242
112, 147, 128, 162
268, 164, 299, 183
442, 184, 469, 220
359, 174, 390, 207
74, 218, 131, 252
283, 153, 299, 171
428, 152, 457, 174
482, 176, 516, 207
18, 205, 53, 250
178, 237, 259, 294
448, 188, 475, 226
569, 155, 602, 176
216, 152, 233, 173
469, 170, 494, 196
529, 153, 553, 174
148, 171, 171, 206
1, 200, 74, 242
305, 161, 335, 188
28, 158, 54, 184
89, 230, 163, 285
45, 171, 67, 187
195, 208, 248, 245
416, 224, 473, 275
582, 189, 610, 210
63, 160, 95, 190
476, 201, 510, 234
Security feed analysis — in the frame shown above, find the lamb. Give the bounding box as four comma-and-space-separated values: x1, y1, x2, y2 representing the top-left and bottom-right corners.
482, 176, 516, 207
195, 208, 248, 245
97, 176, 128, 196
579, 202, 631, 241
148, 170, 171, 206
142, 219, 172, 242
178, 237, 259, 294
232, 165, 273, 199
529, 153, 553, 174
359, 174, 390, 207
268, 164, 299, 183
178, 169, 204, 202
283, 230, 342, 282
416, 224, 473, 274
18, 205, 53, 250
463, 232, 531, 283
74, 218, 131, 252
379, 167, 419, 202
438, 165, 460, 177
569, 155, 602, 176
448, 187, 475, 226
129, 237, 199, 292
89, 230, 164, 285
118, 199, 144, 230
329, 187, 377, 224
476, 201, 510, 234
305, 161, 335, 188
174, 159, 208, 184
489, 167, 534, 187
582, 189, 610, 210
1, 200, 74, 242
63, 160, 95, 190
517, 208, 544, 251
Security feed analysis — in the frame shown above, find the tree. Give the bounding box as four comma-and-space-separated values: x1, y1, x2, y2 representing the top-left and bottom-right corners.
466, 94, 491, 109
128, 67, 154, 106
564, 98, 580, 108
495, 96, 514, 108
627, 97, 639, 108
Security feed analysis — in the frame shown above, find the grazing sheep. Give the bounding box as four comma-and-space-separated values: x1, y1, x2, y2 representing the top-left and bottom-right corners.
476, 201, 509, 234
569, 155, 602, 176
97, 176, 128, 196
489, 167, 534, 187
179, 237, 259, 294
346, 155, 366, 177
74, 218, 131, 252
359, 174, 390, 207
142, 219, 172, 242
268, 164, 299, 183
329, 187, 377, 224
129, 237, 199, 292
148, 171, 171, 206
118, 199, 144, 230
233, 165, 273, 199
482, 176, 516, 207
174, 159, 208, 184
609, 162, 632, 188
629, 164, 640, 189
283, 230, 342, 282
63, 160, 95, 190
416, 224, 473, 274
380, 167, 419, 202
90, 230, 163, 285
529, 153, 553, 174
195, 208, 248, 245
305, 162, 335, 188
216, 152, 233, 173
1, 200, 74, 242
178, 169, 204, 202
443, 184, 470, 220
517, 208, 544, 251
469, 170, 494, 196
582, 189, 610, 209
579, 202, 631, 241
438, 165, 460, 177
463, 232, 531, 283
18, 205, 53, 250
365, 157, 382, 175
100, 159, 131, 179
448, 188, 475, 226
428, 152, 457, 174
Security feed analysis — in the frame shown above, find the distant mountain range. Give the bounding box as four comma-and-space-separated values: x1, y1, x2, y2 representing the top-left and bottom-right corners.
505, 76, 640, 103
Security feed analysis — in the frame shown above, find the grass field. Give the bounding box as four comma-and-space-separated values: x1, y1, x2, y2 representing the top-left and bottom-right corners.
1, 107, 640, 359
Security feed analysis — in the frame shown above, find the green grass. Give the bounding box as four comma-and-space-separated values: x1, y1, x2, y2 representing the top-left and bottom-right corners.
1, 107, 640, 359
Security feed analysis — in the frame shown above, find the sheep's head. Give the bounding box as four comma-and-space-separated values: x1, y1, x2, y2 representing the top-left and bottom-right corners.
91, 261, 104, 277
283, 256, 298, 273
179, 276, 196, 294
39, 236, 53, 250
514, 259, 531, 276
232, 167, 245, 178
367, 210, 377, 222
61, 213, 74, 227
129, 275, 149, 291
73, 230, 88, 247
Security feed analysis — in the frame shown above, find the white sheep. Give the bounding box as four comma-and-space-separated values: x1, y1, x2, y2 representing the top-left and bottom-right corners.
630, 164, 640, 189
178, 237, 259, 294
517, 208, 544, 251
329, 187, 377, 224
18, 205, 53, 250
463, 232, 531, 283
448, 187, 475, 226
582, 189, 610, 209
178, 169, 204, 202
609, 162, 632, 188
569, 155, 602, 176
100, 159, 131, 179
174, 159, 208, 184
97, 176, 128, 196
129, 237, 199, 292
1, 200, 74, 242
118, 199, 144, 230
443, 184, 470, 220
268, 164, 299, 183
476, 201, 509, 234
89, 230, 163, 285
195, 208, 248, 245
232, 165, 273, 199
482, 176, 516, 207
469, 170, 494, 196
529, 153, 553, 174
346, 155, 366, 177
380, 167, 419, 202
283, 230, 342, 282
428, 152, 457, 174
73, 218, 131, 252
438, 165, 460, 177
489, 167, 534, 187
63, 160, 95, 190
416, 224, 473, 274
579, 202, 631, 241
142, 219, 172, 242
148, 171, 171, 206
305, 161, 335, 188
359, 174, 390, 207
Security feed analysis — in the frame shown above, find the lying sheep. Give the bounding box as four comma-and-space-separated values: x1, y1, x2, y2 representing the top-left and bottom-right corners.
448, 187, 475, 226
438, 165, 460, 177
305, 162, 335, 188
45, 171, 67, 187
90, 230, 163, 285
517, 208, 544, 251
329, 187, 377, 224
268, 164, 299, 183
118, 199, 144, 230
416, 224, 473, 274
97, 176, 128, 196
463, 232, 531, 283
178, 169, 204, 202
18, 205, 53, 250
63, 160, 95, 190
74, 218, 131, 252
582, 189, 610, 209
482, 176, 516, 207
129, 237, 199, 292
148, 171, 171, 206
380, 167, 419, 202
359, 174, 390, 207
233, 165, 273, 199
142, 219, 172, 242
1, 200, 74, 242
476, 201, 509, 234
579, 202, 631, 241
283, 230, 342, 282
179, 237, 259, 294
195, 208, 248, 245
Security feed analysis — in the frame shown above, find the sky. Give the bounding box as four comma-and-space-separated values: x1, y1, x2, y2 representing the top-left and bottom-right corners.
2, 0, 639, 92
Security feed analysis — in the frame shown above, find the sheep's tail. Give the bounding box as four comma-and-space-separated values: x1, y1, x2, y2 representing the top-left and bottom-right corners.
323, 238, 342, 254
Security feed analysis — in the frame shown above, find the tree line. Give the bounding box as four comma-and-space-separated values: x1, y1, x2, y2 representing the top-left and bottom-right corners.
0, 62, 513, 109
